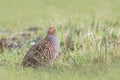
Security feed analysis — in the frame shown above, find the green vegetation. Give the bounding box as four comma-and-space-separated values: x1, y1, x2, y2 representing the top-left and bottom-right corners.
0, 0, 120, 80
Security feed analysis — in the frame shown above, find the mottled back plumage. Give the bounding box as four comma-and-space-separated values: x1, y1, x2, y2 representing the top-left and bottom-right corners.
22, 27, 60, 67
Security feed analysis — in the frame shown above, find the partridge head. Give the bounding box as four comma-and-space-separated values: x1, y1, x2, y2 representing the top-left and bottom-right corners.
47, 27, 56, 35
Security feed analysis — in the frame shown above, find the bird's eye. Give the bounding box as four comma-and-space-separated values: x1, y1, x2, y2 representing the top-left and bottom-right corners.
49, 27, 52, 29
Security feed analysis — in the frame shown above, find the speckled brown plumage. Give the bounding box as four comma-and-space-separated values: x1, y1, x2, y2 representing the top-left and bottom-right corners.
22, 27, 60, 67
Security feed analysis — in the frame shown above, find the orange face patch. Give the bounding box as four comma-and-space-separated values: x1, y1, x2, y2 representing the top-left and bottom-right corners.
48, 27, 56, 35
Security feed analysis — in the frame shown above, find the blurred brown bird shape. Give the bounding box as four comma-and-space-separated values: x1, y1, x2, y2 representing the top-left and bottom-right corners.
22, 27, 60, 67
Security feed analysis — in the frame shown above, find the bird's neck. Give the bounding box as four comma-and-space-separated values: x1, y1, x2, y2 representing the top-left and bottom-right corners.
46, 34, 59, 46
46, 34, 56, 39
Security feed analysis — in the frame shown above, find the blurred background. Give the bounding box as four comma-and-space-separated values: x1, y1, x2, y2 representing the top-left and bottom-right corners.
0, 0, 119, 30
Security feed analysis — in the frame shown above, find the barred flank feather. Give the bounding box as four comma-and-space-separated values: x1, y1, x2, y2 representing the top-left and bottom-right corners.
22, 27, 60, 67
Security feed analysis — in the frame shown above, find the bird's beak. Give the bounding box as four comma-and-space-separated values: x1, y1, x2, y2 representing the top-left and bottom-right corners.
54, 27, 57, 31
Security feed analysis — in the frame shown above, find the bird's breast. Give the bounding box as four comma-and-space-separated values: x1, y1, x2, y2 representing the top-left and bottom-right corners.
46, 35, 60, 59
51, 38, 60, 59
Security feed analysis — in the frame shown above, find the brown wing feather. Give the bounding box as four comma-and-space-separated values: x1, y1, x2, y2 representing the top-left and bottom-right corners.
22, 38, 55, 67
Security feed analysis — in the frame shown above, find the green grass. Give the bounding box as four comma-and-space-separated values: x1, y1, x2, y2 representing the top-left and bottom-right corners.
0, 0, 120, 80
0, 63, 120, 80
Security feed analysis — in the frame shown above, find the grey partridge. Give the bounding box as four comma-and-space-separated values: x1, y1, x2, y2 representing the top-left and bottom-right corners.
22, 27, 60, 67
